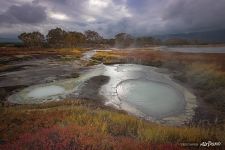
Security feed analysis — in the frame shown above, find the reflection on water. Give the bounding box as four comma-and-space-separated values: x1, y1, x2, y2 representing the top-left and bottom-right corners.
101, 64, 197, 125
117, 79, 184, 119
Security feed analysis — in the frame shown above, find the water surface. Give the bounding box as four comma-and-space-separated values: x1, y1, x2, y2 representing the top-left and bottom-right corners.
27, 85, 65, 99
8, 64, 197, 125
117, 79, 184, 118
160, 46, 225, 53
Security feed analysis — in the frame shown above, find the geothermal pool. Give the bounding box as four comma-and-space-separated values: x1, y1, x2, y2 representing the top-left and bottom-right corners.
8, 64, 197, 125
27, 85, 65, 99
117, 79, 184, 118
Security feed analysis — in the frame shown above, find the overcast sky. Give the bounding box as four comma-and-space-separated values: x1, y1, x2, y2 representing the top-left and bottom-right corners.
0, 0, 225, 38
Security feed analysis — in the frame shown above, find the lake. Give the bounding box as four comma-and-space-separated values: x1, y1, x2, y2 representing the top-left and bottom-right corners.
160, 46, 225, 53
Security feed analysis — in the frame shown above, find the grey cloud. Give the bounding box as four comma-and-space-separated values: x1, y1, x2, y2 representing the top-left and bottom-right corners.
1, 0, 225, 37
161, 0, 225, 32
104, 0, 225, 36
0, 4, 47, 25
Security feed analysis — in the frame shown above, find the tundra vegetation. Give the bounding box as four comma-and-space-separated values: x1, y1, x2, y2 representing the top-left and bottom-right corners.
0, 27, 225, 149
0, 100, 224, 149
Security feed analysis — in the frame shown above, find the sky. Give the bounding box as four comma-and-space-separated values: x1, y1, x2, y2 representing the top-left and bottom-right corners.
0, 0, 225, 38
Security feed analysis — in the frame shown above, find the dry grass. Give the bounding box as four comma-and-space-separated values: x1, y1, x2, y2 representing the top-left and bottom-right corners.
92, 49, 225, 66
0, 47, 84, 59
0, 100, 224, 149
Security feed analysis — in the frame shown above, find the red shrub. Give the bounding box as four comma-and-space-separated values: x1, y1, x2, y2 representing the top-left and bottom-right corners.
0, 125, 185, 150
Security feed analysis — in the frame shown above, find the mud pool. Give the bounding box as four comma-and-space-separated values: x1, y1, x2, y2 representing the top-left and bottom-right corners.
117, 79, 184, 118
7, 64, 197, 125
27, 85, 65, 99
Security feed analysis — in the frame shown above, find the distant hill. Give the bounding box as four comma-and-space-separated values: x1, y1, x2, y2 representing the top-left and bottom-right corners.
0, 37, 20, 43
156, 29, 225, 43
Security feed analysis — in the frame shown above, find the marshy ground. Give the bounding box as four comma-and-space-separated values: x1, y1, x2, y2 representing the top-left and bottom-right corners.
0, 47, 225, 149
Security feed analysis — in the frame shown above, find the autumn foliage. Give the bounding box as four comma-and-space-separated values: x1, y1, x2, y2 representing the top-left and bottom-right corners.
0, 100, 224, 149
1, 125, 184, 150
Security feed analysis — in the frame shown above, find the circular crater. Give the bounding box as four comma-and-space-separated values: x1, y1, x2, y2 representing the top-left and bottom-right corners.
116, 79, 185, 119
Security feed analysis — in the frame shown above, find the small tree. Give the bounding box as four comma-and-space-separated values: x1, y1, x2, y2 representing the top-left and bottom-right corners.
65, 32, 86, 47
46, 28, 67, 48
115, 33, 133, 48
84, 30, 103, 44
18, 32, 45, 48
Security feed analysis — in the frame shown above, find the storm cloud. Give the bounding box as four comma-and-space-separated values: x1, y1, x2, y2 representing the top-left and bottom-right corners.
0, 3, 47, 24
0, 0, 225, 37
161, 0, 225, 33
